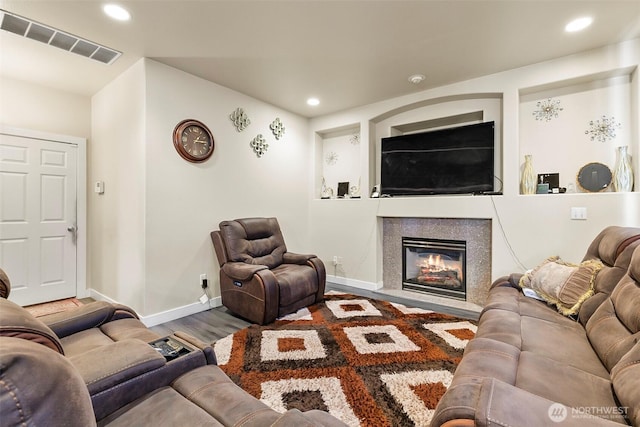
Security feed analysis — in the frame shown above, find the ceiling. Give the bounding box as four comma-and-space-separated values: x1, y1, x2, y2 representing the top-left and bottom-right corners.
1, 1, 639, 118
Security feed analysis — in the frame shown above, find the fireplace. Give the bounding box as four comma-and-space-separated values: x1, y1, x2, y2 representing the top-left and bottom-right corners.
402, 237, 466, 300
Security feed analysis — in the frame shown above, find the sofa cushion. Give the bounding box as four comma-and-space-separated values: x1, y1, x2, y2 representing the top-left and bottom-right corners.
272, 263, 319, 307
0, 298, 64, 354
99, 387, 223, 426
586, 247, 640, 372
579, 226, 640, 325
611, 341, 640, 426
0, 267, 10, 298
476, 307, 609, 379
515, 352, 626, 423
519, 256, 603, 316
0, 337, 97, 427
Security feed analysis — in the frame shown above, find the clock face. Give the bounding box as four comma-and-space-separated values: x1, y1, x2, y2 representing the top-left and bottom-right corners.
173, 120, 214, 162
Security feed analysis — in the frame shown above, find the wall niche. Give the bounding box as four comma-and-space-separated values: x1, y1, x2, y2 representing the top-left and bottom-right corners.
519, 68, 636, 194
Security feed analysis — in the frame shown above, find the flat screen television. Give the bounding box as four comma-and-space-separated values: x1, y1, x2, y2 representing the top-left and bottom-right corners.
380, 121, 495, 196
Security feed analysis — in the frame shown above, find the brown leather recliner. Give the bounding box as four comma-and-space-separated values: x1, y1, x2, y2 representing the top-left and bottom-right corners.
0, 268, 217, 420
211, 217, 326, 325
0, 336, 348, 426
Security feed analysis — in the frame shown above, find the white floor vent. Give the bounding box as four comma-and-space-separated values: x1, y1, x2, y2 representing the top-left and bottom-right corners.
0, 9, 121, 65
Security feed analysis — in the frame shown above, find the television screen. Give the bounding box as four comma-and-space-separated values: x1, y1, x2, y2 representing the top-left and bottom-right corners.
381, 121, 495, 196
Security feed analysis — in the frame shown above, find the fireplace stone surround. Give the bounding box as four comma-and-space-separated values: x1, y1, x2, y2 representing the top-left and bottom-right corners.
382, 217, 492, 308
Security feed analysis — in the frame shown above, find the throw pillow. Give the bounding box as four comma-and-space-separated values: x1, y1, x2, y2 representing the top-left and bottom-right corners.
519, 256, 604, 316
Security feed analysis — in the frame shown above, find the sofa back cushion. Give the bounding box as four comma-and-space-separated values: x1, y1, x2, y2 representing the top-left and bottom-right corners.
0, 337, 96, 426
611, 340, 640, 426
586, 245, 640, 372
0, 297, 64, 354
578, 226, 640, 325
219, 217, 287, 269
0, 267, 10, 298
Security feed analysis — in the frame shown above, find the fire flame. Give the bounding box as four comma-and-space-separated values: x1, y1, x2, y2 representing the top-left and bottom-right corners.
425, 254, 446, 270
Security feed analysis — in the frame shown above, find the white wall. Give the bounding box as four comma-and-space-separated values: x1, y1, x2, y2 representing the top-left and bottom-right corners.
91, 59, 311, 317
0, 76, 91, 138
309, 39, 640, 290
90, 60, 147, 311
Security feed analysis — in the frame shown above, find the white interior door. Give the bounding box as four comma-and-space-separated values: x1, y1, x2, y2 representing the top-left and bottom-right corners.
0, 134, 78, 306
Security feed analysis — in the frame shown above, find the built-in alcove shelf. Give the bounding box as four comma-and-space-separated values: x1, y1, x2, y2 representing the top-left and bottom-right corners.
315, 123, 363, 199
518, 67, 638, 194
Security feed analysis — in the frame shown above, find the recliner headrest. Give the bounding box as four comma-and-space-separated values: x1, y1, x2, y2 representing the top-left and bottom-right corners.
0, 298, 64, 354
0, 337, 96, 426
0, 268, 10, 298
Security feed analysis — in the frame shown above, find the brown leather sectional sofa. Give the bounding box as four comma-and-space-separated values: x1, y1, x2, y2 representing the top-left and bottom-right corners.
431, 226, 640, 427
0, 269, 347, 426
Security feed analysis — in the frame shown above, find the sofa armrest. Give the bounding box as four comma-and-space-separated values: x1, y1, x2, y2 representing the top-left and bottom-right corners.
489, 273, 523, 291
89, 337, 209, 421
41, 301, 138, 338
222, 261, 268, 281
69, 339, 166, 396
283, 252, 316, 265
433, 378, 624, 427
173, 331, 217, 365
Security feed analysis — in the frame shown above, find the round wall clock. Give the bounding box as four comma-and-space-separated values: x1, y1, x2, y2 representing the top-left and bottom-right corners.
173, 119, 215, 162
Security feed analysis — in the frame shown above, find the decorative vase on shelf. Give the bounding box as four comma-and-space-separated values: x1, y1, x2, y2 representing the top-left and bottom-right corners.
612, 145, 634, 192
520, 154, 536, 195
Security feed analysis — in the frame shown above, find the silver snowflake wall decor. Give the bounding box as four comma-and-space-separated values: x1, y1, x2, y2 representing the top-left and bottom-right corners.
349, 132, 360, 145
585, 116, 621, 143
250, 134, 269, 157
270, 118, 285, 140
229, 107, 251, 132
532, 98, 563, 121
325, 151, 338, 165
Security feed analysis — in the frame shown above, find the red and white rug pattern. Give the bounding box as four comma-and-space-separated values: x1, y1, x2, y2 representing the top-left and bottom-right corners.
214, 292, 477, 426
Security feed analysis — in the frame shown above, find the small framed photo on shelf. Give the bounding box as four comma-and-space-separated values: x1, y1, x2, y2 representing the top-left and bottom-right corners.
337, 182, 349, 198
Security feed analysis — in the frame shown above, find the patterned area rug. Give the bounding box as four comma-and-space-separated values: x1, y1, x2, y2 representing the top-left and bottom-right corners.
213, 292, 477, 427
24, 298, 83, 317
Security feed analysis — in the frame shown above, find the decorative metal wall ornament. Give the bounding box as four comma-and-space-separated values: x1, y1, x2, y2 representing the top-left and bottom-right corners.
325, 151, 338, 165
585, 116, 621, 142
270, 118, 285, 140
250, 134, 269, 157
350, 132, 361, 145
229, 108, 251, 132
532, 98, 563, 121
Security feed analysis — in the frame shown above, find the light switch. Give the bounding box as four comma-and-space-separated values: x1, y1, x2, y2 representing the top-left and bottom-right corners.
570, 207, 587, 220
94, 181, 104, 194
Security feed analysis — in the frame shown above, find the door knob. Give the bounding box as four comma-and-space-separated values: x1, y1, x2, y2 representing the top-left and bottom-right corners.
67, 225, 76, 232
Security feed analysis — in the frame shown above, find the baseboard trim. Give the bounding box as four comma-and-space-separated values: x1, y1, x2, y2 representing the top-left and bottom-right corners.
326, 275, 382, 291
88, 289, 222, 327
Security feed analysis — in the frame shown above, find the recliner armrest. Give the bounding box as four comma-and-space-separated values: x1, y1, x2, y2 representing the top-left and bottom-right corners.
433, 378, 624, 427
283, 252, 316, 265
70, 339, 166, 395
222, 262, 269, 280
40, 301, 137, 338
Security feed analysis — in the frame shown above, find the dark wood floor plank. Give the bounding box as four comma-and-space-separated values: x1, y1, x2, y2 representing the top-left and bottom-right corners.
149, 284, 479, 344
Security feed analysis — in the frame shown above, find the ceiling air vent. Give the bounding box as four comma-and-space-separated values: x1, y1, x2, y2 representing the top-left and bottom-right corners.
0, 9, 121, 65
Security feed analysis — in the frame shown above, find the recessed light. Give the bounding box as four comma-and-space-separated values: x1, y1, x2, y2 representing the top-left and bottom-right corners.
565, 16, 592, 33
103, 4, 131, 21
307, 97, 320, 106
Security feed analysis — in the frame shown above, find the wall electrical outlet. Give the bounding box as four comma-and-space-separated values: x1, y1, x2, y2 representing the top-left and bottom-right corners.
332, 256, 339, 266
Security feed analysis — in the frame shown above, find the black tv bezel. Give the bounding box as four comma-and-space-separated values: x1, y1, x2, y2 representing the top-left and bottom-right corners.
380, 121, 495, 197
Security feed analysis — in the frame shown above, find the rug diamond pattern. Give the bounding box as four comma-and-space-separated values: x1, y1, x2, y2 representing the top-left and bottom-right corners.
213, 293, 476, 427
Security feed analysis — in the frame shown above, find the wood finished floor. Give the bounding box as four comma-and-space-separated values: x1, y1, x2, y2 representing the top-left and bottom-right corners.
149, 284, 480, 344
